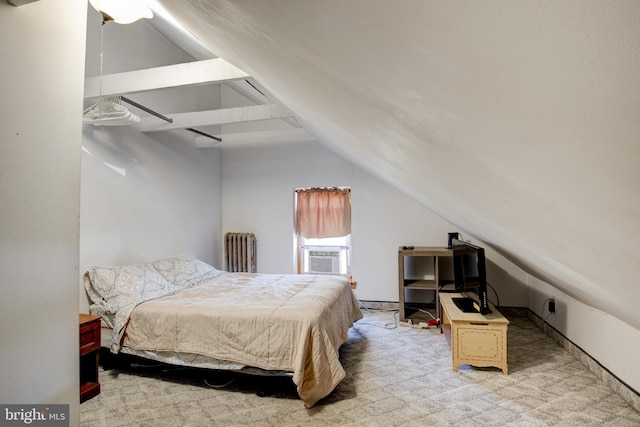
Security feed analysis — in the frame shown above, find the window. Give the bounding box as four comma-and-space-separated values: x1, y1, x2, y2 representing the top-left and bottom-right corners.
294, 187, 351, 275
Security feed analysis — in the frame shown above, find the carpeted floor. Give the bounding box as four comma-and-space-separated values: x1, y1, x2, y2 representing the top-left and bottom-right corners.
80, 308, 640, 426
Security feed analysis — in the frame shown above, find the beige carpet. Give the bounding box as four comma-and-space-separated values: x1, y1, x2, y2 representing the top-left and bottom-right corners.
80, 309, 640, 426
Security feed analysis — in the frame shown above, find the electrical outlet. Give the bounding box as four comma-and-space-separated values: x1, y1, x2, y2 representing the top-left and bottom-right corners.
548, 297, 556, 313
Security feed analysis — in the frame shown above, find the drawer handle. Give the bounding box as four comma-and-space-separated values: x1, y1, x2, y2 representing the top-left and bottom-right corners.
470, 322, 489, 326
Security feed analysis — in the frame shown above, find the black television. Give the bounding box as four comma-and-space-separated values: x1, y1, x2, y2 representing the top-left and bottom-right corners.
451, 239, 491, 314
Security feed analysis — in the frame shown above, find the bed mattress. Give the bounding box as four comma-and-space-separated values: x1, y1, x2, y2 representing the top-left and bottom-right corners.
121, 272, 361, 407
85, 258, 362, 407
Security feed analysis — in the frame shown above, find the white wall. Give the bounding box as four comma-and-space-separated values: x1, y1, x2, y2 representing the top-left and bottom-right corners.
528, 276, 640, 394
0, 1, 86, 425
79, 128, 222, 291
79, 11, 223, 312
221, 141, 528, 305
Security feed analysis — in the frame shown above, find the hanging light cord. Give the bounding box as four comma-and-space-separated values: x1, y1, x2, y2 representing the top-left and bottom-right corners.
98, 20, 105, 114
100, 21, 104, 100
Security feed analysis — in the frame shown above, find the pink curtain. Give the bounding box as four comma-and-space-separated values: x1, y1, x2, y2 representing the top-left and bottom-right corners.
295, 187, 351, 238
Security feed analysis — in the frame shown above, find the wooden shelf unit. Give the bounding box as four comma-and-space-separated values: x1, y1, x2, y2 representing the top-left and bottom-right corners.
398, 246, 453, 321
79, 314, 101, 403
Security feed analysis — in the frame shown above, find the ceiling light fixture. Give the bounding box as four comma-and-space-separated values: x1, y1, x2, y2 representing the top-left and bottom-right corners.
88, 0, 153, 25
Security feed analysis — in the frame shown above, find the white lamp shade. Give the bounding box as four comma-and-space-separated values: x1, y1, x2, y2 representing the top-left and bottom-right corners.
89, 0, 153, 24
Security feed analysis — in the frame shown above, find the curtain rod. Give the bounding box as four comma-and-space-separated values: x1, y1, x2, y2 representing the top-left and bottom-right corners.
120, 96, 222, 142
295, 187, 351, 192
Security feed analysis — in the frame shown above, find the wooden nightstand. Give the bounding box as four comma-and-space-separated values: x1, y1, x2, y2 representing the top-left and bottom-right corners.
79, 314, 101, 402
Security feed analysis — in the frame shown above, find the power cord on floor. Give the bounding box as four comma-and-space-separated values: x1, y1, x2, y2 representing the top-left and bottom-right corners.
404, 306, 437, 321
356, 299, 401, 329
204, 376, 237, 388
356, 299, 442, 331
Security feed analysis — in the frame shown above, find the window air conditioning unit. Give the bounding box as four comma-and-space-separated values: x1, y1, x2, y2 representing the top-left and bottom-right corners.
308, 250, 341, 274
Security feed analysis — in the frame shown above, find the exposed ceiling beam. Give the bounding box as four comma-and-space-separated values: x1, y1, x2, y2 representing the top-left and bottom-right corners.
139, 104, 293, 132
196, 128, 316, 148
84, 58, 249, 99
226, 80, 301, 129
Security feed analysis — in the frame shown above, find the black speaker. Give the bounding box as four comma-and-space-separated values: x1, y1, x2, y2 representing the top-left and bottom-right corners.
447, 232, 459, 249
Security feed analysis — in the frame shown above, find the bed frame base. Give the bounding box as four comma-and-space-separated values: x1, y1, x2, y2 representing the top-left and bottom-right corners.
99, 349, 295, 398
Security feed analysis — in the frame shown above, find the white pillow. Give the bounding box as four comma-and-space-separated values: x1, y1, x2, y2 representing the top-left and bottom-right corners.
152, 257, 222, 288
87, 263, 174, 313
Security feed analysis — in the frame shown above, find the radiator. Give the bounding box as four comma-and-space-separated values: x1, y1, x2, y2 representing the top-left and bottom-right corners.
224, 232, 257, 273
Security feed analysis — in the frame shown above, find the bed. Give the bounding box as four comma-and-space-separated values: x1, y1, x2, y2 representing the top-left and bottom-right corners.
83, 257, 363, 407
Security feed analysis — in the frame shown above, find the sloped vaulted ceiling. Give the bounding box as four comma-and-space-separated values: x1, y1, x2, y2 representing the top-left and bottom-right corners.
156, 1, 640, 329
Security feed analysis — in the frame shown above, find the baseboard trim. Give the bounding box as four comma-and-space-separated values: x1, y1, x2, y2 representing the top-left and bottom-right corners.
358, 300, 399, 311
522, 307, 640, 412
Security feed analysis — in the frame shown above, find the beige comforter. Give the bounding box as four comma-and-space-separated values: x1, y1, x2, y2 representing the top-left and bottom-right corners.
121, 272, 363, 407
